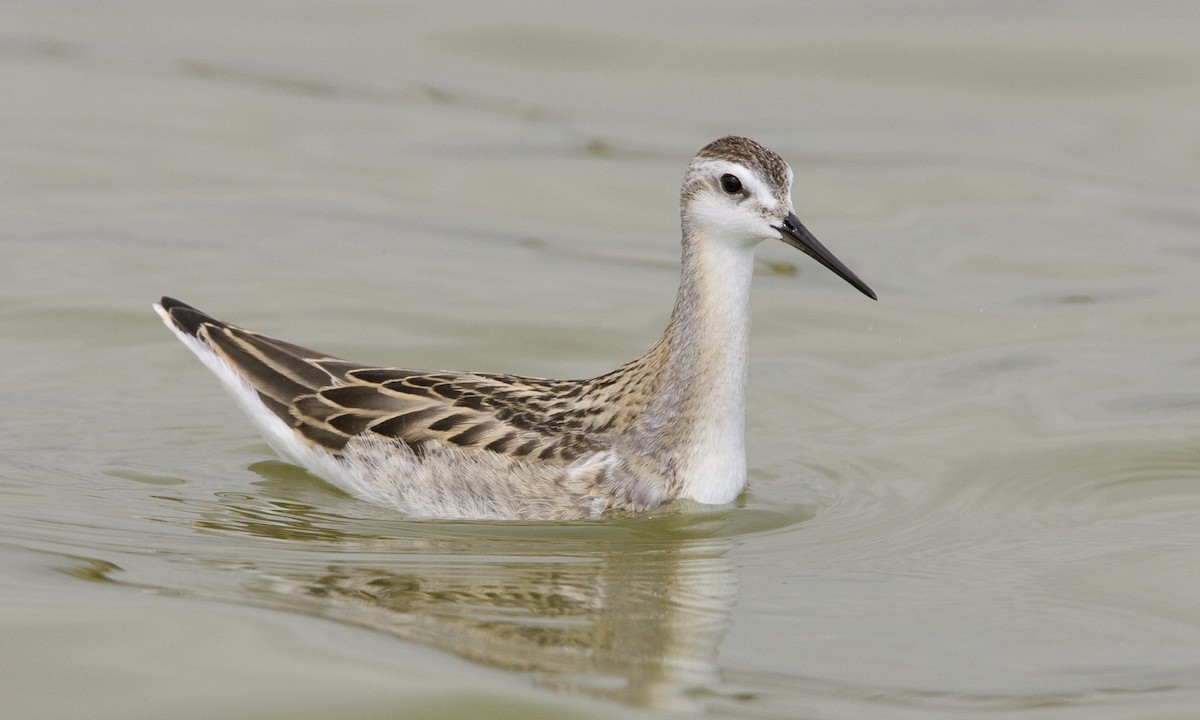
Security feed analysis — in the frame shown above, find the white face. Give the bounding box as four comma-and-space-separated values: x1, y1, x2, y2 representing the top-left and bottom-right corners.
682, 159, 795, 249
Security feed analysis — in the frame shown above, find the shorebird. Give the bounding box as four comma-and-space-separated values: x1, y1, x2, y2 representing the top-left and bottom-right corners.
155, 136, 874, 521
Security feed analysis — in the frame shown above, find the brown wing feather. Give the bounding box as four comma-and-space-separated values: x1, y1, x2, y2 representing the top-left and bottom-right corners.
163, 298, 611, 462
293, 370, 608, 461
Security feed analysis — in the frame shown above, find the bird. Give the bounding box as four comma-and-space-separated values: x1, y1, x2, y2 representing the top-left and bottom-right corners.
155, 136, 875, 521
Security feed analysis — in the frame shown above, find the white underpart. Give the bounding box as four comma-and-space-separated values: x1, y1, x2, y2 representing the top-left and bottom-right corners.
340, 440, 619, 520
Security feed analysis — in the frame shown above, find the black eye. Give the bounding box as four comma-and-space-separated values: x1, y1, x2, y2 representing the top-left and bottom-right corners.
719, 174, 742, 194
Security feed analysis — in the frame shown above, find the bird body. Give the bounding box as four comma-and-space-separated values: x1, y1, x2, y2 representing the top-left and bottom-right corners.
156, 136, 874, 520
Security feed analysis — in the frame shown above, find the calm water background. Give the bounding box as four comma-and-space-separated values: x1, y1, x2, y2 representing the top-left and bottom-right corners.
3, 2, 1199, 718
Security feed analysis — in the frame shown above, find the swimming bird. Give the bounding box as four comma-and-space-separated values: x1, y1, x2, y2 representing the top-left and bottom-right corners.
155, 136, 874, 521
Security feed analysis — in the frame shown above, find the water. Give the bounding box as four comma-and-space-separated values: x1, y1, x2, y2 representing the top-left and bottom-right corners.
3, 2, 1200, 718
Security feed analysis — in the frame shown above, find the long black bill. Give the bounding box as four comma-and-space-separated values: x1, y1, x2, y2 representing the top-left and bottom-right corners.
775, 212, 876, 300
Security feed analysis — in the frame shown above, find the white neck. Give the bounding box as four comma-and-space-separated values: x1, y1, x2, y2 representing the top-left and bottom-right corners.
657, 232, 755, 503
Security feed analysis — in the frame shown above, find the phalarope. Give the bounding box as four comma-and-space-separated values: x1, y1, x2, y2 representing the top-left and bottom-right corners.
156, 136, 874, 521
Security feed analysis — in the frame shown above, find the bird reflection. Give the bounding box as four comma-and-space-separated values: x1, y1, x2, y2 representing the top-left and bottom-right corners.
286, 549, 735, 708
193, 463, 743, 710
